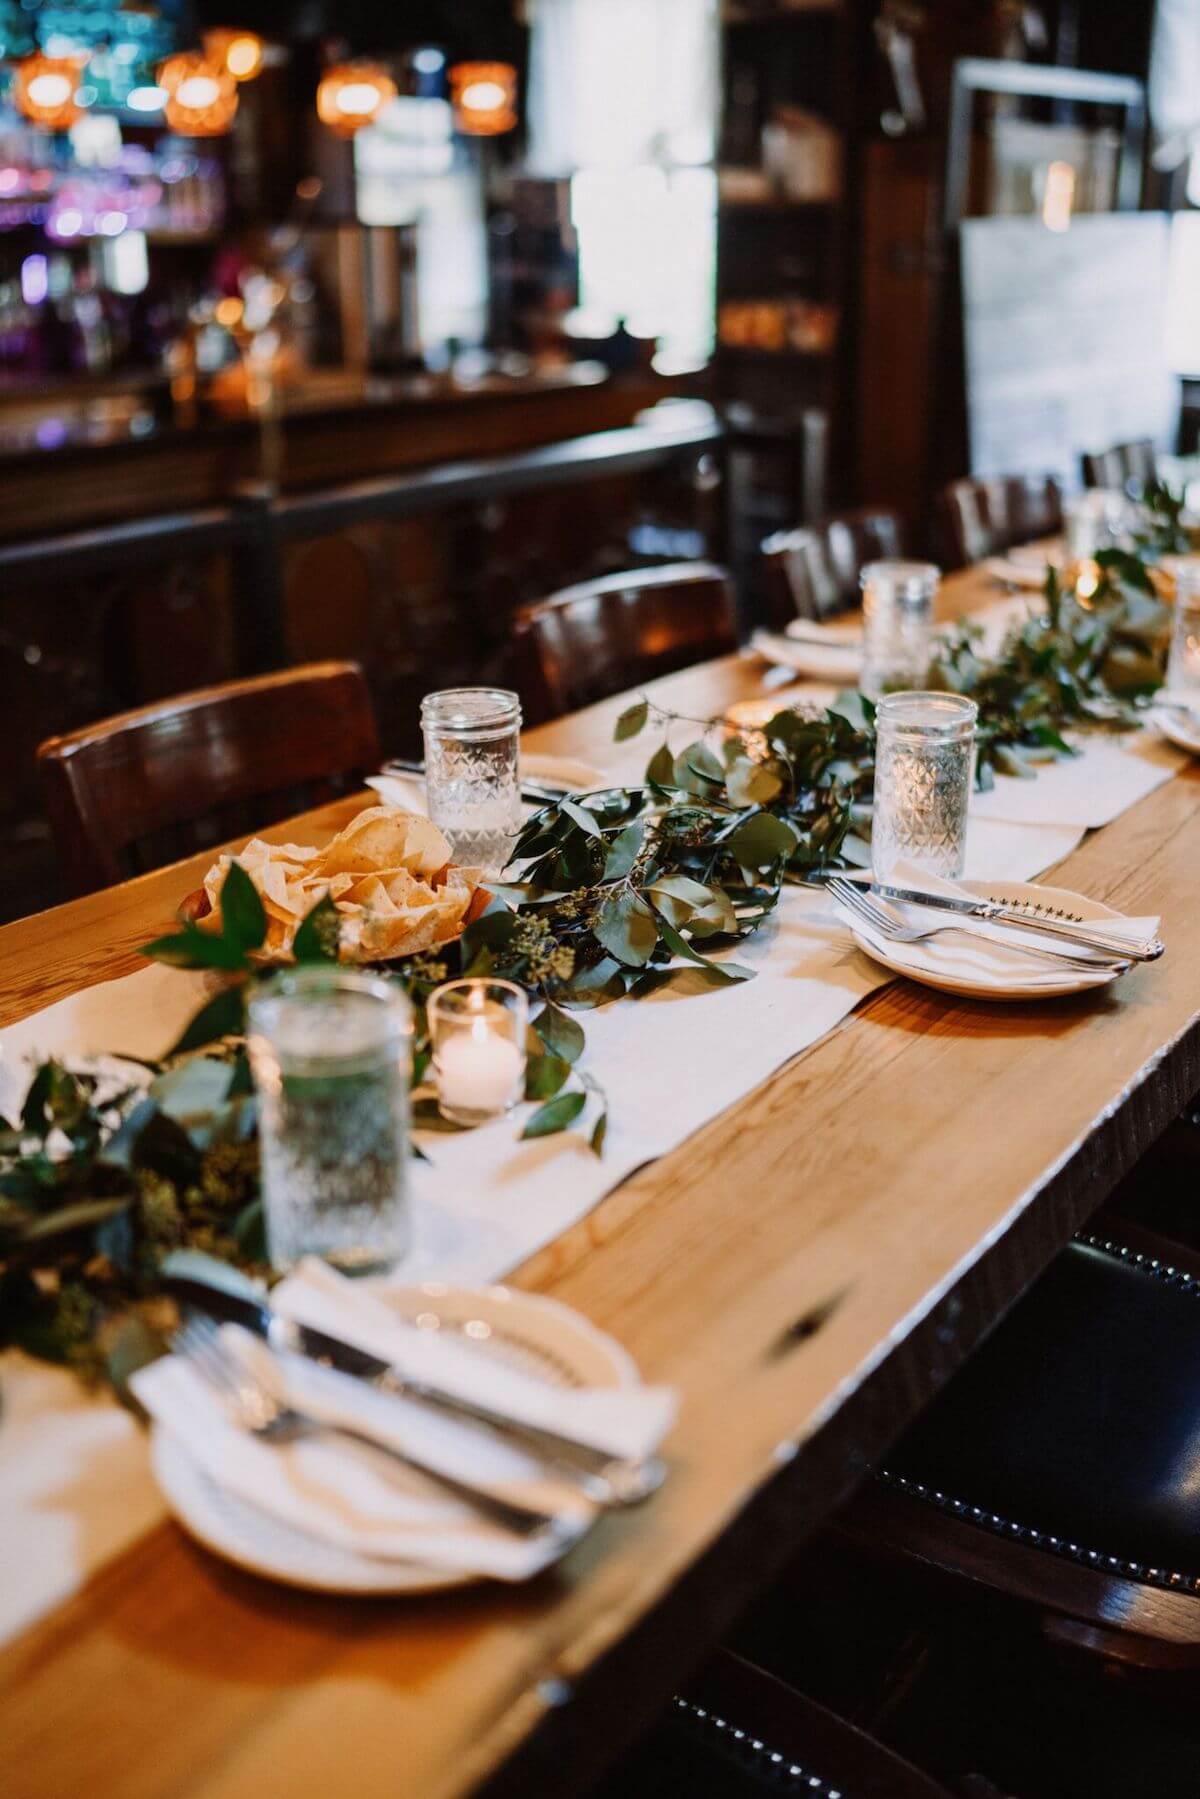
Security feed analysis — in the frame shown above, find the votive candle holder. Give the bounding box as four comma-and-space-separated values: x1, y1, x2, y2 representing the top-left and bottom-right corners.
429, 978, 529, 1127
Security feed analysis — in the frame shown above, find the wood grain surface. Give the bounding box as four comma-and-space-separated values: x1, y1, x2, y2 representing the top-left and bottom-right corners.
2, 560, 1199, 1799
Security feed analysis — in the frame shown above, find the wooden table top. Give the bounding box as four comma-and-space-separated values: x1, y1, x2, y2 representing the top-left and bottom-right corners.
3, 559, 1200, 1799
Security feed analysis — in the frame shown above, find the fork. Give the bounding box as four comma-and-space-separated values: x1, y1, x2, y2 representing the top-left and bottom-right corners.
174, 1318, 574, 1543
827, 878, 1130, 973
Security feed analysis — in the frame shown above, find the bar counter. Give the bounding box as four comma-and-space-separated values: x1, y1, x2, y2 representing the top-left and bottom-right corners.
0, 362, 683, 538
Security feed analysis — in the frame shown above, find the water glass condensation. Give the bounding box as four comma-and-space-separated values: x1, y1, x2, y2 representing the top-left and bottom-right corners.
247, 967, 412, 1274
859, 562, 939, 699
1167, 561, 1200, 696
421, 687, 522, 877
871, 691, 978, 884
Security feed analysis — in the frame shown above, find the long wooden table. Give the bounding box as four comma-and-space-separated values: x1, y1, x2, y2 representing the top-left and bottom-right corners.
3, 560, 1200, 1799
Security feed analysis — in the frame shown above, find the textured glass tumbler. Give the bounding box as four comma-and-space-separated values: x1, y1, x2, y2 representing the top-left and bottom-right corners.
871, 691, 978, 885
247, 967, 412, 1274
421, 687, 522, 877
860, 561, 939, 699
1167, 562, 1200, 696
1064, 489, 1128, 560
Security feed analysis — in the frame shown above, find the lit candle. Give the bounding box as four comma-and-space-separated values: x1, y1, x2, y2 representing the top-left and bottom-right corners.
428, 979, 529, 1126
436, 1021, 524, 1119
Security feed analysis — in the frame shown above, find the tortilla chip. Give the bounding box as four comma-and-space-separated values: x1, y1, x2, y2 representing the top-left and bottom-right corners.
320, 807, 452, 879
198, 807, 483, 964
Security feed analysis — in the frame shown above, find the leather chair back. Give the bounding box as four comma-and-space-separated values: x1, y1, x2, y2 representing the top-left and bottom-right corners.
936, 474, 1063, 570
1081, 439, 1158, 494
511, 563, 737, 725
761, 506, 907, 628
39, 661, 380, 896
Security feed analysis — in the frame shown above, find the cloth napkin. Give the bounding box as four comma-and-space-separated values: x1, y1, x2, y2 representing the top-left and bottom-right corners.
367, 752, 612, 816
748, 628, 861, 683
983, 554, 1055, 590
131, 1260, 676, 1580
784, 615, 862, 647
272, 1257, 677, 1463
132, 1346, 585, 1581
833, 862, 1160, 992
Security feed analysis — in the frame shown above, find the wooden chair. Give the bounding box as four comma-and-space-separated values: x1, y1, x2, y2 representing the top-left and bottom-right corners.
761, 506, 908, 629
936, 474, 1063, 570
1081, 439, 1158, 495
510, 562, 738, 725
596, 1649, 953, 1797
835, 1223, 1200, 1671
38, 661, 380, 896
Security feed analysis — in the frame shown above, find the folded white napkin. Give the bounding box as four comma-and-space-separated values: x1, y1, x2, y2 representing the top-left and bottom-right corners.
272, 1258, 677, 1464
367, 752, 613, 816
748, 628, 862, 683
132, 1261, 676, 1581
132, 1348, 582, 1581
834, 862, 1159, 992
983, 555, 1054, 591
784, 615, 862, 647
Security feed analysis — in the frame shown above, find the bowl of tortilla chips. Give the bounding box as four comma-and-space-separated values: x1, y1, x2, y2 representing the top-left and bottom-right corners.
187, 807, 487, 963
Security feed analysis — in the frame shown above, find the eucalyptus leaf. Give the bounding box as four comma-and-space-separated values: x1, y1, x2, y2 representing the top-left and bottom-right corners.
525, 1053, 570, 1100
220, 861, 268, 953
168, 984, 246, 1056
141, 924, 255, 973
594, 891, 659, 968
604, 821, 645, 881
521, 1089, 586, 1140
534, 1002, 586, 1063
614, 698, 649, 741
652, 910, 753, 982
293, 894, 341, 964
726, 759, 783, 807
646, 742, 677, 788
726, 812, 800, 868
560, 797, 605, 840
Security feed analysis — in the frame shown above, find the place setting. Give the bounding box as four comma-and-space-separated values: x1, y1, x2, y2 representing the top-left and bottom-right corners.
828, 686, 1164, 1001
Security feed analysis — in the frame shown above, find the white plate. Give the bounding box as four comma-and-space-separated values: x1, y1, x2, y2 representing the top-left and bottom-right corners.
846, 879, 1130, 1002
1154, 706, 1200, 757
152, 1281, 636, 1596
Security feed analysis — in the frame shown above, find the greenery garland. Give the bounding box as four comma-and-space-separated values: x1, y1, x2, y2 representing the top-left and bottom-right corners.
0, 557, 1172, 1385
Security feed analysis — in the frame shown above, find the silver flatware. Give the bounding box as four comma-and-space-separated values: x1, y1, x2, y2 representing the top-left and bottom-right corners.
166, 1270, 662, 1506
174, 1317, 574, 1543
828, 877, 1132, 973
381, 758, 570, 806
861, 880, 1163, 962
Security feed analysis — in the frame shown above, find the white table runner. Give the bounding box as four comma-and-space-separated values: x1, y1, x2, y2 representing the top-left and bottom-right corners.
0, 714, 1184, 1647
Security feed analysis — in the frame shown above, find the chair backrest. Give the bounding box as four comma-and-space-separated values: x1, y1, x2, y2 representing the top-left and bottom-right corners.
510, 562, 738, 724
1081, 438, 1158, 494
936, 474, 1063, 570
761, 506, 908, 627
38, 661, 380, 896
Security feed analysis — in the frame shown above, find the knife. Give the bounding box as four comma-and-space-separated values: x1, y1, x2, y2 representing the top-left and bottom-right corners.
869, 883, 1164, 962
163, 1271, 663, 1506
380, 758, 572, 807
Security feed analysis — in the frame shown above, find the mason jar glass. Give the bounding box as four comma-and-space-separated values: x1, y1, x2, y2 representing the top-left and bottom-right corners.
871, 691, 978, 885
247, 967, 412, 1274
1064, 488, 1128, 561
1167, 560, 1200, 696
860, 561, 939, 699
421, 687, 522, 877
